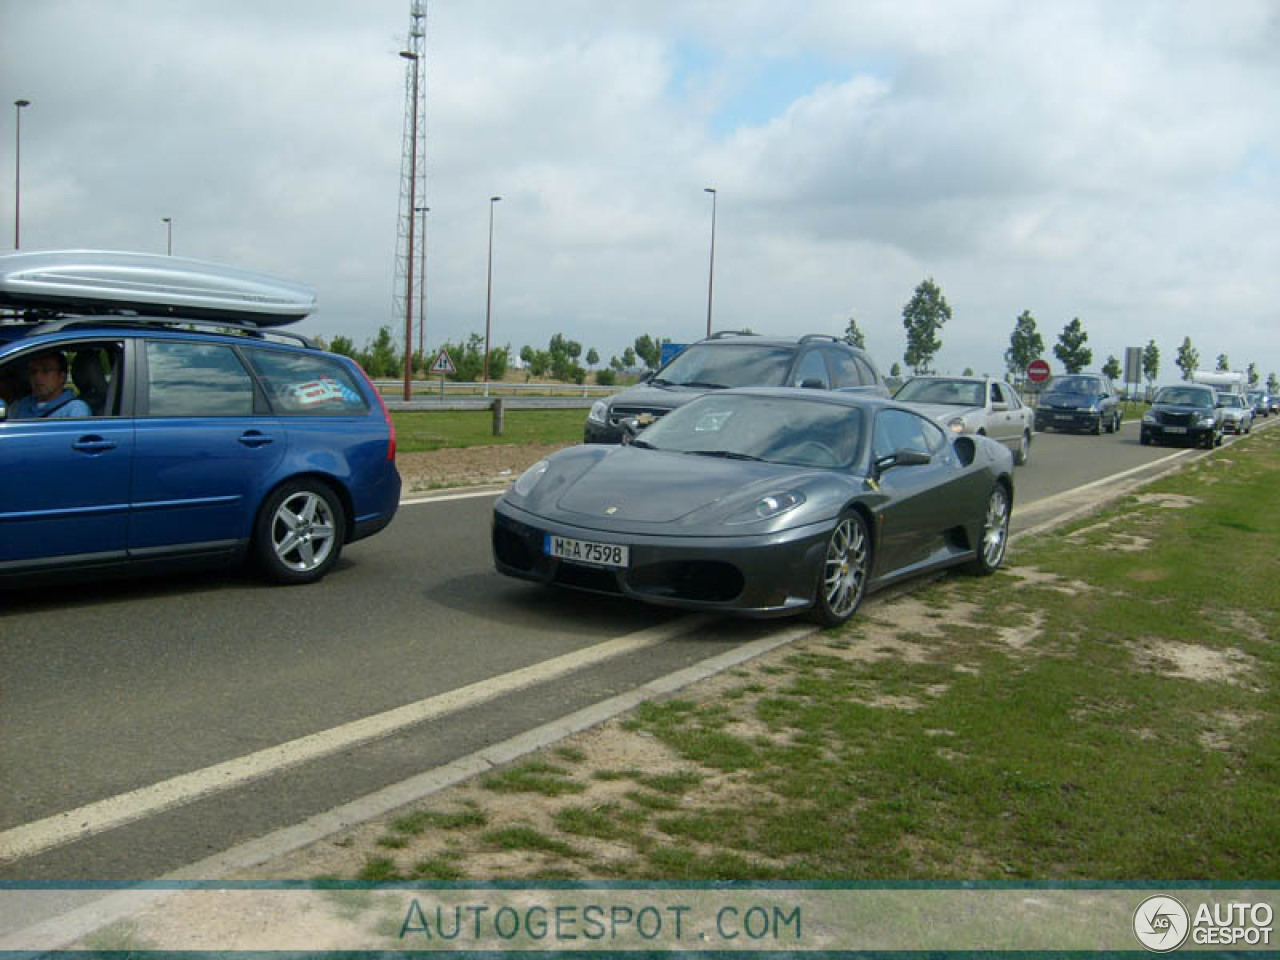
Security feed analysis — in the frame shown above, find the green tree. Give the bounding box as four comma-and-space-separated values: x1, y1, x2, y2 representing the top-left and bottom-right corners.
962, 366, 975, 377
1052, 318, 1092, 373
622, 346, 637, 369
843, 316, 866, 349
359, 326, 401, 378
1247, 362, 1258, 387
1003, 309, 1044, 381
901, 277, 950, 374
596, 368, 616, 386
889, 361, 901, 379
609, 355, 623, 371
1142, 340, 1160, 390
1102, 355, 1121, 381
1215, 353, 1229, 372
329, 335, 357, 359
634, 335, 662, 370
586, 348, 599, 368
1175, 337, 1199, 381
1268, 373, 1279, 394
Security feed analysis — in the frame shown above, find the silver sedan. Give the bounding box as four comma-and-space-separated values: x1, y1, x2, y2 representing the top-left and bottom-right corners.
894, 375, 1035, 465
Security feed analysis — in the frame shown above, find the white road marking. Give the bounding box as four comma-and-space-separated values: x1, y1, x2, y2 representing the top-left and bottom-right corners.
0, 614, 714, 863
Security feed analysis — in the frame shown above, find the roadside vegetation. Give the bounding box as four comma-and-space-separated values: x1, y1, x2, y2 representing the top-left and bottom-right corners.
392, 409, 584, 453
351, 427, 1279, 881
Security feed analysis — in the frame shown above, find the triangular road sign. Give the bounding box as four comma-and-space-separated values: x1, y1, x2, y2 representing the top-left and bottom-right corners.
430, 348, 456, 374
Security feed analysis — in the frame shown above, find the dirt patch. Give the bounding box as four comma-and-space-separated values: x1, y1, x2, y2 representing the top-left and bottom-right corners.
1131, 640, 1257, 686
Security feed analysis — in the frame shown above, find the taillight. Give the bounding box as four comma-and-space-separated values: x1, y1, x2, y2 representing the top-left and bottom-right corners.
355, 363, 396, 461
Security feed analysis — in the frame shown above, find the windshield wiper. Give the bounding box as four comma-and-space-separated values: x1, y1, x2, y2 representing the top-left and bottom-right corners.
687, 449, 764, 461
677, 381, 729, 389
629, 439, 657, 449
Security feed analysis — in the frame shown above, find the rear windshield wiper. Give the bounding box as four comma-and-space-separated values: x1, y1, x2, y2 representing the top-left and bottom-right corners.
687, 449, 764, 461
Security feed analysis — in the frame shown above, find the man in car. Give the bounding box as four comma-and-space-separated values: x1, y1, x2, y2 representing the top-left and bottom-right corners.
9, 350, 92, 419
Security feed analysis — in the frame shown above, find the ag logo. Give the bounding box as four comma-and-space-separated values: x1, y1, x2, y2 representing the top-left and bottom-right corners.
1133, 895, 1190, 952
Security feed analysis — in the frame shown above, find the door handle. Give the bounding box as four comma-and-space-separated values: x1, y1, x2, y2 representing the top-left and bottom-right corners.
71, 436, 117, 454
238, 431, 275, 448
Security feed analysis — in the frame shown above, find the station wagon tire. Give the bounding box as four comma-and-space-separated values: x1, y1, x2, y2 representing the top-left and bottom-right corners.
254, 479, 346, 584
967, 483, 1010, 576
812, 511, 869, 628
1093, 415, 1104, 435
1014, 430, 1031, 465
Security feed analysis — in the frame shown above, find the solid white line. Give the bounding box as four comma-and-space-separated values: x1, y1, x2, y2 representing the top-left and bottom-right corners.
0, 614, 714, 864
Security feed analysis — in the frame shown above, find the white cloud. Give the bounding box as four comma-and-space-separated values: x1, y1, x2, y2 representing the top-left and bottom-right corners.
3, 0, 1278, 381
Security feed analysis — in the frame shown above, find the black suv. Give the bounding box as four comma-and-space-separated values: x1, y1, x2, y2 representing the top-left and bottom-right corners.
584, 333, 889, 443
1033, 373, 1122, 434
1140, 384, 1222, 448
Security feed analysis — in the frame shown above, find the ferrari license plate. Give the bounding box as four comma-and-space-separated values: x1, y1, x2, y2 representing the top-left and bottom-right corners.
545, 535, 629, 568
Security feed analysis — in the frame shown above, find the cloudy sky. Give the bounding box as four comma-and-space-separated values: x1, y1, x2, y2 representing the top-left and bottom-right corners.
4, 1, 1278, 382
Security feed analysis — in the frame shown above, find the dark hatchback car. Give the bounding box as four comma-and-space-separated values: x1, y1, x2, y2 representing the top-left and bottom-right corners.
1033, 374, 1122, 434
584, 332, 889, 443
1139, 384, 1222, 448
0, 249, 401, 587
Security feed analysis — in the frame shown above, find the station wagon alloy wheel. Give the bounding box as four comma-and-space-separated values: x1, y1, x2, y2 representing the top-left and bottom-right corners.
256, 480, 346, 584
814, 512, 869, 626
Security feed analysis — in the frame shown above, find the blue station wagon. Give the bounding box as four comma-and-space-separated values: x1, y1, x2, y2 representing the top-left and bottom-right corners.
0, 250, 401, 587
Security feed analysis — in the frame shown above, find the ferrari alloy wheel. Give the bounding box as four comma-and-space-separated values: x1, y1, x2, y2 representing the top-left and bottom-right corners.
968, 484, 1010, 576
813, 512, 869, 627
255, 479, 346, 584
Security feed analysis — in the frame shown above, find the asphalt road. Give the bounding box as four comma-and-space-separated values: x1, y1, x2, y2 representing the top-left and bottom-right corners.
0, 422, 1223, 882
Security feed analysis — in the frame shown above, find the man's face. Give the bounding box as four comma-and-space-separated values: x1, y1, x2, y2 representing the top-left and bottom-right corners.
27, 355, 67, 402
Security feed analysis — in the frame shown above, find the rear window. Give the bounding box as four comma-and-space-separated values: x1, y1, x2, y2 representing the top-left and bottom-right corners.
244, 348, 368, 415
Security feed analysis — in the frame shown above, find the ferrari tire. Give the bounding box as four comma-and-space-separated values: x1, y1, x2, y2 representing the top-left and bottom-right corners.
812, 511, 870, 628
254, 479, 346, 585
967, 483, 1010, 576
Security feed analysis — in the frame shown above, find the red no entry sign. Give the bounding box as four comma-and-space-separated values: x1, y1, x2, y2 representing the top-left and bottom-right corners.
1027, 359, 1050, 383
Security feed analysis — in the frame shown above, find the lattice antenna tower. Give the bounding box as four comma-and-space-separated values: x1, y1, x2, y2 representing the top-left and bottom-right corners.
392, 0, 428, 369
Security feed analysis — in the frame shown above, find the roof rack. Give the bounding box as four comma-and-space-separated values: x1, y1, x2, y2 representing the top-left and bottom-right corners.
17, 315, 319, 349
797, 334, 840, 344
706, 330, 759, 340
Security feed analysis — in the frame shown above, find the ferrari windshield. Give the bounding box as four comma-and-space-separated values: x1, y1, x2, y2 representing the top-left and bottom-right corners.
634, 393, 863, 469
895, 378, 984, 406
650, 343, 795, 389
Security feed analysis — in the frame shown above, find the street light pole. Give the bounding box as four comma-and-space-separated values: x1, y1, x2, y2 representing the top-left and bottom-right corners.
415, 205, 429, 360
399, 50, 421, 402
162, 217, 172, 255
483, 195, 501, 384
14, 99, 31, 250
704, 186, 717, 338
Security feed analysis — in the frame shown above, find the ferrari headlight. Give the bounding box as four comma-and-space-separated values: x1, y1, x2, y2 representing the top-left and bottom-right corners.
946, 417, 966, 433
725, 491, 806, 524
512, 460, 549, 497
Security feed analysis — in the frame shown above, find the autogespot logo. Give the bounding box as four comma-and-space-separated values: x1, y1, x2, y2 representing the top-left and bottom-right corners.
1134, 895, 1190, 952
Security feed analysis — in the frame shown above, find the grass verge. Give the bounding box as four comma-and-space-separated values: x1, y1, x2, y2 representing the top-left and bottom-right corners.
351, 427, 1279, 881
391, 409, 585, 453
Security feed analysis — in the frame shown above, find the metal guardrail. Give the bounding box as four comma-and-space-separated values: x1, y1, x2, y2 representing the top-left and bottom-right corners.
372, 379, 617, 399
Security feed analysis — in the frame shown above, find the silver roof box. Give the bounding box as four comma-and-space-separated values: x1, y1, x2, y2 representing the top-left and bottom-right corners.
0, 249, 316, 326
